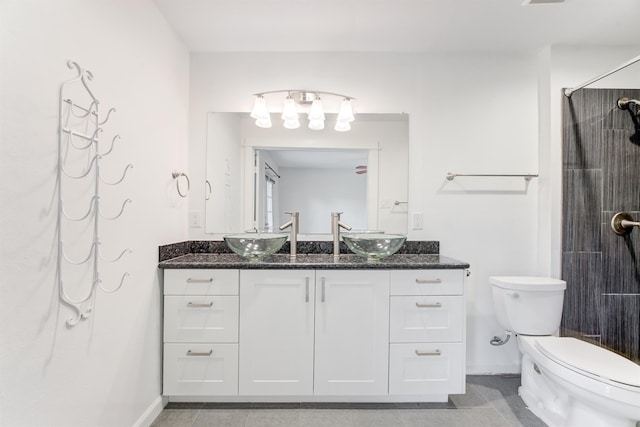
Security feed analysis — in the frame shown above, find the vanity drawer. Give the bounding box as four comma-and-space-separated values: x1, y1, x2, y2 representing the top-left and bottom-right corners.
390, 296, 464, 343
164, 269, 239, 296
390, 270, 464, 296
163, 343, 238, 396
164, 296, 239, 343
389, 343, 464, 395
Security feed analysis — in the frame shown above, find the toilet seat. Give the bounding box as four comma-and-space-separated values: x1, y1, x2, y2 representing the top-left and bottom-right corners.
533, 336, 640, 391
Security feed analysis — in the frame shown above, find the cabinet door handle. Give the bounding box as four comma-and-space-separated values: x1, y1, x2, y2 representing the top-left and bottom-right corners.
187, 349, 213, 356
305, 277, 310, 303
415, 302, 442, 308
321, 277, 326, 303
187, 277, 213, 283
415, 278, 441, 284
187, 301, 213, 308
415, 349, 441, 356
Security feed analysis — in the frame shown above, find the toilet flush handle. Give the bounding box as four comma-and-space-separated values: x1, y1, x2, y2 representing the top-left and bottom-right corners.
506, 291, 520, 299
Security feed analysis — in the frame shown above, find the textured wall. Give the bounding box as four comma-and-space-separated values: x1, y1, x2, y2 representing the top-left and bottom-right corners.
562, 88, 640, 362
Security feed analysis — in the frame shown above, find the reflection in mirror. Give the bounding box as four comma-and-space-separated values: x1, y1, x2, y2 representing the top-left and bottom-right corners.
256, 149, 368, 234
204, 112, 409, 236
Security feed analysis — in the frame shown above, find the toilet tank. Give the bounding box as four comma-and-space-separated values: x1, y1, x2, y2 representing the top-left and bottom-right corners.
490, 276, 566, 335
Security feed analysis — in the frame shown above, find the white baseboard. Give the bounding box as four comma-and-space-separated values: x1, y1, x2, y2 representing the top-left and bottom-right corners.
467, 363, 521, 375
132, 395, 166, 427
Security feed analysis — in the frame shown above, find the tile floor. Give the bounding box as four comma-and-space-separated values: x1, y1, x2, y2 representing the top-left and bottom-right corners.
151, 375, 547, 427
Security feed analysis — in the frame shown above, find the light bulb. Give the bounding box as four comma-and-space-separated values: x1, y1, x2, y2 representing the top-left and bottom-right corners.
250, 95, 269, 120
281, 97, 299, 121
307, 99, 325, 121
255, 116, 272, 128
308, 119, 324, 130
283, 118, 300, 129
334, 120, 351, 132
337, 98, 355, 123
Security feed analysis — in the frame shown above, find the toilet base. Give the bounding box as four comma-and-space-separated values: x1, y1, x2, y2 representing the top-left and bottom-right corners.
518, 386, 564, 427
519, 352, 568, 427
520, 384, 638, 427
519, 341, 639, 427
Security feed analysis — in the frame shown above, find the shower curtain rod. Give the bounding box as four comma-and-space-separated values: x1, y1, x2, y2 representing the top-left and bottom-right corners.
563, 53, 640, 98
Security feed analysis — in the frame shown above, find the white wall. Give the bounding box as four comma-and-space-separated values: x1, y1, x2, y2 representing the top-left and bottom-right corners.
0, 1, 189, 426
189, 52, 540, 373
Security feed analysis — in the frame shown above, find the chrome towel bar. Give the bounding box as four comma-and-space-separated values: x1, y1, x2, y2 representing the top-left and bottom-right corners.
446, 173, 538, 181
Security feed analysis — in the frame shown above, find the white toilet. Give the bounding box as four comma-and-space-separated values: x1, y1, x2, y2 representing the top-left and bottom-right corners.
491, 276, 640, 427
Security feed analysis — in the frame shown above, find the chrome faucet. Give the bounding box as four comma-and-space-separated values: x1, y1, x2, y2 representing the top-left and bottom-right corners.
331, 212, 352, 259
279, 211, 299, 261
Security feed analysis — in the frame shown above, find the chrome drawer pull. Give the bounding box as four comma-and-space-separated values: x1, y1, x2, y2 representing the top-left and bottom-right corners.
321, 277, 326, 303
187, 301, 213, 308
186, 277, 213, 283
415, 278, 442, 284
187, 349, 213, 356
415, 350, 441, 356
415, 302, 442, 308
305, 277, 310, 303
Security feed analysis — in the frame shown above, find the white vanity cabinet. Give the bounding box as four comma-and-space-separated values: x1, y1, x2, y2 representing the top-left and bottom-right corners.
388, 270, 466, 397
238, 270, 390, 396
163, 269, 240, 396
161, 264, 466, 402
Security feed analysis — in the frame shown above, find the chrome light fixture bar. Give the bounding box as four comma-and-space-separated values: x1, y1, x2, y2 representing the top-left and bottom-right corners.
250, 90, 356, 131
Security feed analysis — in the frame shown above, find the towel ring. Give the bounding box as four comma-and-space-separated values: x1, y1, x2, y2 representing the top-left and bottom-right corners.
205, 180, 212, 200
172, 171, 190, 198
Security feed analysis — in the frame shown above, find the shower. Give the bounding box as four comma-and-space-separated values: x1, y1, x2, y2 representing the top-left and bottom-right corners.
617, 97, 640, 144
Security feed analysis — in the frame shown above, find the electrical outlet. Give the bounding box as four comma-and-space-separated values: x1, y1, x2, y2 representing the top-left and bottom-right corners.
189, 210, 202, 228
411, 212, 424, 230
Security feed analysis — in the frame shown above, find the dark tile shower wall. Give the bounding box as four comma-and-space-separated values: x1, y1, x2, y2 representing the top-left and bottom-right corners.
562, 88, 640, 363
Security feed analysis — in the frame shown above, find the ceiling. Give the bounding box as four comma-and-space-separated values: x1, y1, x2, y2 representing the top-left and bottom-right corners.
153, 0, 640, 53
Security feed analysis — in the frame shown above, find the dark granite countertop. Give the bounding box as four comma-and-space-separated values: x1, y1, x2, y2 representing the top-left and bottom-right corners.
158, 253, 469, 270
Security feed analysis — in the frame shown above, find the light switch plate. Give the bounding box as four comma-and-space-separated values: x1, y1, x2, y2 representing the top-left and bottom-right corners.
411, 212, 423, 230
189, 210, 202, 228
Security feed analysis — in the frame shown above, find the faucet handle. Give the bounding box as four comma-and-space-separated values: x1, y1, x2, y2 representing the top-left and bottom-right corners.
280, 211, 299, 232
338, 221, 352, 231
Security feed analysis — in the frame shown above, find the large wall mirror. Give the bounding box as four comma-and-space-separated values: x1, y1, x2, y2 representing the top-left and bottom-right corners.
204, 112, 409, 236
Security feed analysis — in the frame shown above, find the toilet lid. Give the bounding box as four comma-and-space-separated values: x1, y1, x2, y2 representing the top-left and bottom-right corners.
489, 276, 566, 291
535, 337, 640, 388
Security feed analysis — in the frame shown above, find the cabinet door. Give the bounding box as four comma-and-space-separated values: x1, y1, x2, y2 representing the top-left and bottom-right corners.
239, 270, 315, 395
314, 270, 390, 395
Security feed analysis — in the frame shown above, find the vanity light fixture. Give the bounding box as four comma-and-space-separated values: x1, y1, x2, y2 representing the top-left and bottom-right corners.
250, 90, 355, 131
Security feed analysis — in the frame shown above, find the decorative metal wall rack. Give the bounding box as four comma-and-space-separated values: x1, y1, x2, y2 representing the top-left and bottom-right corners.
57, 61, 132, 326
